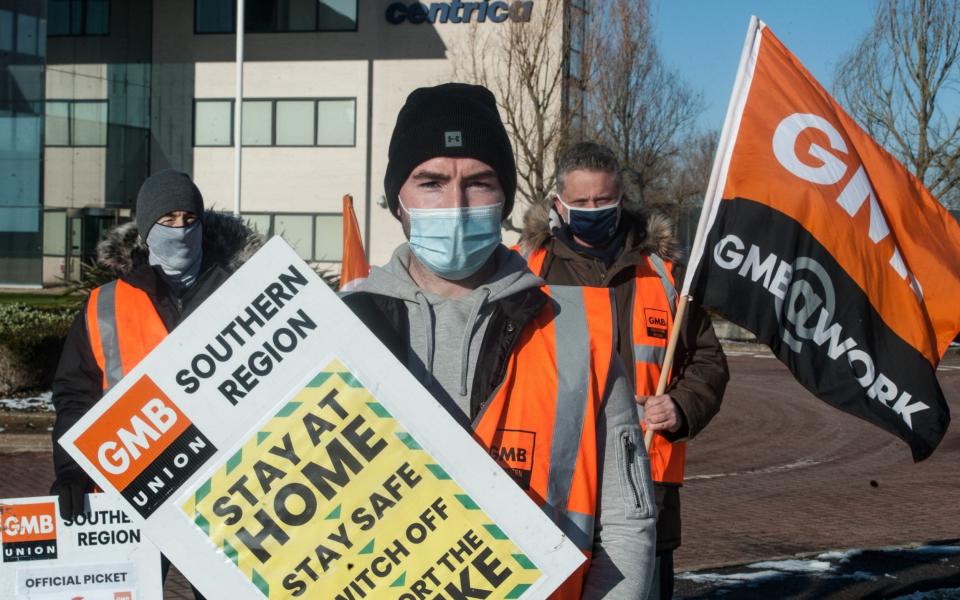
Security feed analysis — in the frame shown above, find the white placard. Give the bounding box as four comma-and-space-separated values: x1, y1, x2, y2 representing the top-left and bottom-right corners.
59, 237, 584, 600
0, 494, 161, 600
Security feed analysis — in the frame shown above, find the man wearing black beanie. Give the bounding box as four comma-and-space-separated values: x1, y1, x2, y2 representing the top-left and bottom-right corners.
343, 83, 655, 598
51, 170, 262, 600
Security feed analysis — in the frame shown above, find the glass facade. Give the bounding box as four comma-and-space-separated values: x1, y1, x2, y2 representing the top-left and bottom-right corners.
195, 98, 356, 147
48, 0, 108, 36
244, 212, 343, 262
195, 0, 357, 34
0, 0, 471, 285
35, 0, 153, 285
44, 99, 108, 146
0, 0, 45, 285
564, 0, 588, 140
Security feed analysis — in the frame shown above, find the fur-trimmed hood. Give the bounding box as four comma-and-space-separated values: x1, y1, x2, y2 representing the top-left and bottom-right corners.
96, 210, 265, 277
518, 201, 682, 263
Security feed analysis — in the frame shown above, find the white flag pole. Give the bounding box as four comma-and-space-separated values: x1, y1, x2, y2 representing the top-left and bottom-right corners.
232, 0, 245, 218
645, 16, 764, 451
679, 15, 763, 298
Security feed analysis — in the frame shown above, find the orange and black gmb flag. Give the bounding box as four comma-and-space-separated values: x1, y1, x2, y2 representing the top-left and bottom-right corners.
685, 18, 960, 460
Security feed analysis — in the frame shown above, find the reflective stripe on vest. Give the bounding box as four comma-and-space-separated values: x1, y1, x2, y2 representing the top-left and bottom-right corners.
86, 280, 168, 392
632, 254, 686, 484
473, 284, 615, 600
525, 245, 688, 484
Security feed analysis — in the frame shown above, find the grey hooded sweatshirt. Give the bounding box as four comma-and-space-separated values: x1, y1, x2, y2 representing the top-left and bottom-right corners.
354, 244, 656, 599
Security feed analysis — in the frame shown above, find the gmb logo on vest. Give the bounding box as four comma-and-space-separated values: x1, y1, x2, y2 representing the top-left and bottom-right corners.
489, 429, 535, 490
74, 376, 217, 518
1, 502, 57, 562
644, 308, 669, 339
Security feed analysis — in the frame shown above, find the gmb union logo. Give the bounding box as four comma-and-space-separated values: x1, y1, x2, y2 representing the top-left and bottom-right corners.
73, 376, 217, 518
2, 502, 57, 562
489, 429, 536, 490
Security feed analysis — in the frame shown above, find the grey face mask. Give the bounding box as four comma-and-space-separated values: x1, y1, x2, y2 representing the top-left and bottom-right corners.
147, 221, 203, 288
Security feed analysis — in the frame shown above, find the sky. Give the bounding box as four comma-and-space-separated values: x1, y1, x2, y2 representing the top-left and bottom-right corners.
652, 1, 879, 133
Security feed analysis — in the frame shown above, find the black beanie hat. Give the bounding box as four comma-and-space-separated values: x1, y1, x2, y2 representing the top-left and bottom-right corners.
135, 169, 205, 239
384, 83, 517, 220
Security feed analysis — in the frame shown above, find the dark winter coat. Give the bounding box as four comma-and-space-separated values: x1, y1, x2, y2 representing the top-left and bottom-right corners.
342, 287, 546, 420
519, 203, 730, 553
51, 211, 263, 486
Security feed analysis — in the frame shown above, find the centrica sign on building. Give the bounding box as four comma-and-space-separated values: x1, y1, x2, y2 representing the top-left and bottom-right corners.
61, 238, 582, 600
386, 1, 534, 24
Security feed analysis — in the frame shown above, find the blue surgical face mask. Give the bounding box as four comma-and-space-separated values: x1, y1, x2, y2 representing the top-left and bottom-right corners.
147, 221, 204, 288
557, 193, 621, 245
400, 199, 503, 281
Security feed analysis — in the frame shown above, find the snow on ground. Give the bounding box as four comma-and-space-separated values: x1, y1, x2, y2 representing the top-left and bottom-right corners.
747, 559, 834, 573
678, 544, 960, 594
679, 559, 836, 588
0, 391, 53, 412
677, 570, 786, 585
816, 549, 863, 562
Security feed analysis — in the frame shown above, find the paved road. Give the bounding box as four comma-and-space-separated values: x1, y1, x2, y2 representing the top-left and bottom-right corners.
674, 353, 960, 572
2, 353, 958, 598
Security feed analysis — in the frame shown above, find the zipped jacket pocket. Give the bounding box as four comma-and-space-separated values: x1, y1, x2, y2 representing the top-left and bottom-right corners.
615, 425, 655, 520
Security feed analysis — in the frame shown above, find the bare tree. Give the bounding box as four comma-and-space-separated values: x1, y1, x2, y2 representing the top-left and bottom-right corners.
654, 130, 718, 215
835, 0, 960, 208
454, 2, 567, 229
586, 0, 703, 209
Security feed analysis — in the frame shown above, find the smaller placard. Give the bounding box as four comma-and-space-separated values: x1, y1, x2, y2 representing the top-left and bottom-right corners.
0, 494, 161, 600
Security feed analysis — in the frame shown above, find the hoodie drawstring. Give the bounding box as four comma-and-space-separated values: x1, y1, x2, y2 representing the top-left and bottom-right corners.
413, 291, 435, 387
459, 288, 490, 397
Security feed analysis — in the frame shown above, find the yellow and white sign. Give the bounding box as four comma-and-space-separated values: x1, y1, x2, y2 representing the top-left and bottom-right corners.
183, 360, 542, 598
60, 238, 584, 599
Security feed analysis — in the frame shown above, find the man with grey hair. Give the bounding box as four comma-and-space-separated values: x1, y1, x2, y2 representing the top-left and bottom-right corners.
519, 141, 729, 599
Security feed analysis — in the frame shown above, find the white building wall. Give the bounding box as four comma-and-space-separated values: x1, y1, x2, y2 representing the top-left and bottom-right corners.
160, 1, 556, 267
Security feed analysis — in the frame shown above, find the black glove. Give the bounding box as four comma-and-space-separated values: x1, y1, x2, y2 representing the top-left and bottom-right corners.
50, 468, 93, 520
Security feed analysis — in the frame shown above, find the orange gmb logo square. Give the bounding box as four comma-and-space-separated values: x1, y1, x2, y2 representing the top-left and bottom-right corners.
73, 375, 216, 518
75, 375, 190, 490
1, 502, 57, 562
1, 503, 56, 543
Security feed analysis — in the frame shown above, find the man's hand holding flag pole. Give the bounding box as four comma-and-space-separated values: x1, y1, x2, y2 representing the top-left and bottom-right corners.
645, 16, 960, 460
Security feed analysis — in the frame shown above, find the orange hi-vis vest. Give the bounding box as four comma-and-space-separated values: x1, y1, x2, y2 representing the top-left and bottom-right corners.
473, 285, 618, 600
525, 247, 686, 484
86, 280, 168, 391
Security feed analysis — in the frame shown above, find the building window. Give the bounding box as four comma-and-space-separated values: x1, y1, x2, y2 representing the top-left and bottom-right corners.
194, 98, 356, 148
242, 212, 343, 262
195, 0, 357, 34
313, 214, 341, 261
0, 10, 12, 53
316, 99, 355, 146
45, 100, 108, 147
241, 100, 272, 145
276, 100, 314, 145
48, 0, 109, 36
566, 4, 587, 84
195, 0, 233, 33
194, 100, 232, 146
43, 210, 67, 256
